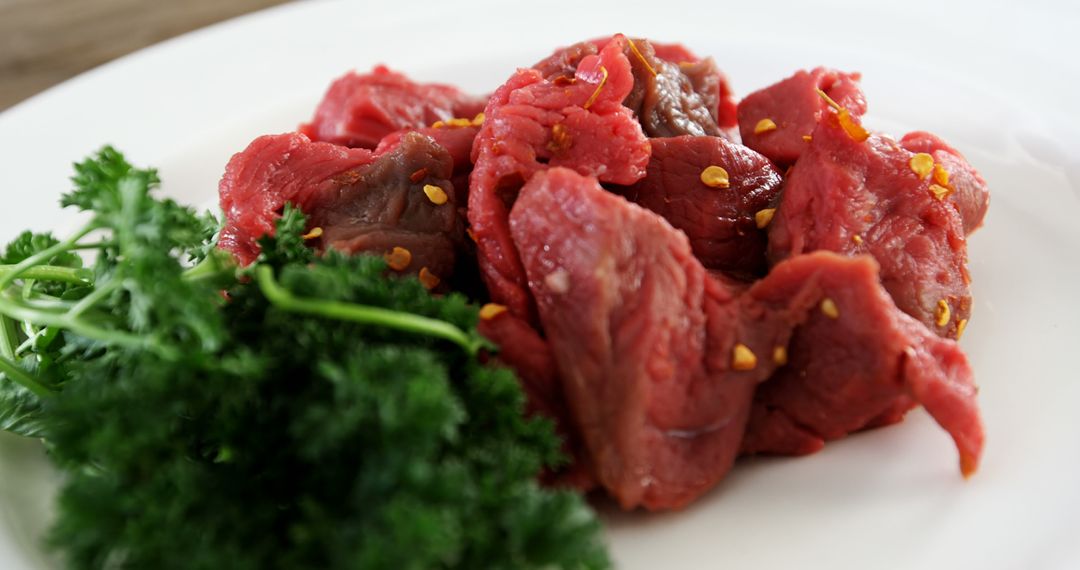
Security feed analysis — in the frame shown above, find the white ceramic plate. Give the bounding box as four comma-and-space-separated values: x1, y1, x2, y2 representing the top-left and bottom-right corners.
2, 1, 1079, 568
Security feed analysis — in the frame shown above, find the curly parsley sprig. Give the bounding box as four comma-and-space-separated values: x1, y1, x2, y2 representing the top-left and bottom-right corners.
0, 147, 611, 570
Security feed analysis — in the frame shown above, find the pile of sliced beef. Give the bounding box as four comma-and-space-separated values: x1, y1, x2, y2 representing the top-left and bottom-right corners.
218, 34, 989, 511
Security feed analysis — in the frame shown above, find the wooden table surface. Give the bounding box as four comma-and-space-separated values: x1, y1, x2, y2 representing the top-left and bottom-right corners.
0, 0, 291, 111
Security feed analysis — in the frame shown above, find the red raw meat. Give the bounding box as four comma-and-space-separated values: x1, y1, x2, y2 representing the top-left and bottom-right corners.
620, 39, 726, 138
768, 113, 972, 338
535, 36, 738, 133
468, 35, 650, 321
741, 253, 983, 478
737, 67, 866, 165
219, 132, 464, 283
300, 66, 485, 149
477, 311, 596, 490
217, 40, 992, 514
510, 168, 792, 510
614, 135, 783, 276
218, 132, 374, 265
507, 167, 984, 507
375, 123, 480, 207
375, 124, 478, 177
301, 132, 464, 282
900, 131, 990, 234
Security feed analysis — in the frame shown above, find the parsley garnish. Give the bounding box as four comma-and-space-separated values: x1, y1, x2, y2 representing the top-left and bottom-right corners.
0, 147, 610, 569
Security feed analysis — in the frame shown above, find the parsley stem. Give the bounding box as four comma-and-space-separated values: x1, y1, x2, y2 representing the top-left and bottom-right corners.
255, 265, 478, 355
0, 295, 155, 354
0, 223, 97, 291
0, 265, 94, 285
0, 354, 55, 398
182, 249, 235, 283
70, 240, 115, 250
68, 280, 118, 318
0, 315, 17, 360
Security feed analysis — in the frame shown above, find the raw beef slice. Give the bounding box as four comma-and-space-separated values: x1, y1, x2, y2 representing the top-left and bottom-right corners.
510, 167, 791, 510
900, 131, 990, 234
737, 67, 866, 165
218, 132, 375, 265
615, 135, 783, 276
468, 35, 650, 322
535, 36, 738, 136
302, 132, 464, 283
741, 252, 984, 478
301, 65, 485, 149
768, 113, 973, 339
219, 132, 463, 282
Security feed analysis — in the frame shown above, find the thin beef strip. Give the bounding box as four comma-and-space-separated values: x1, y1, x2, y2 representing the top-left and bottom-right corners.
300, 65, 485, 149
614, 135, 783, 276
741, 253, 984, 478
737, 67, 866, 165
768, 113, 973, 339
468, 35, 650, 322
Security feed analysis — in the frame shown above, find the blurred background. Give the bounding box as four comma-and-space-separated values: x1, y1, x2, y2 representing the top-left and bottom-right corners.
0, 0, 291, 110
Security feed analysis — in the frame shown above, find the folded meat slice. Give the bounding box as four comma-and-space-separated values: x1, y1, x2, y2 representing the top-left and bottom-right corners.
510, 167, 791, 510
679, 57, 738, 132
741, 253, 983, 478
218, 132, 375, 265
300, 65, 485, 149
469, 35, 650, 321
737, 67, 866, 165
534, 36, 737, 136
900, 131, 990, 234
218, 132, 464, 283
768, 114, 973, 339
619, 38, 725, 138
614, 135, 783, 276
